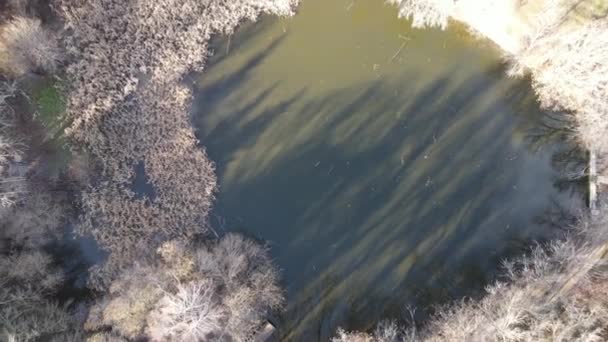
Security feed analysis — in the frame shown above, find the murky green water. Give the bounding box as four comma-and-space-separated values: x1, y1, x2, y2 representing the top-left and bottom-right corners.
192, 0, 579, 340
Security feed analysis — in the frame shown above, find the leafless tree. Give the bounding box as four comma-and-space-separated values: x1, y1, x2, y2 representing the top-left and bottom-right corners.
507, 17, 608, 154
0, 16, 60, 77
333, 321, 406, 342
87, 234, 284, 342
147, 280, 229, 341
0, 80, 24, 209
386, 0, 455, 29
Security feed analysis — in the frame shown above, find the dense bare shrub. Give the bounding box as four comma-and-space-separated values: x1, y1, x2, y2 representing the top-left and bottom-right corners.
386, 0, 454, 29
1, 293, 75, 342
1, 296, 83, 341
86, 332, 128, 342
0, 243, 77, 341
333, 321, 405, 342
54, 0, 298, 286
0, 251, 63, 290
197, 234, 284, 339
334, 206, 608, 341
87, 234, 283, 341
0, 194, 75, 341
333, 329, 376, 342
0, 16, 60, 77
1, 190, 68, 252
507, 17, 608, 154
0, 80, 24, 209
147, 279, 229, 341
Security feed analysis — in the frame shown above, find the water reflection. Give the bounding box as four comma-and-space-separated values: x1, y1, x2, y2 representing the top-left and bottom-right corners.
192, 0, 581, 340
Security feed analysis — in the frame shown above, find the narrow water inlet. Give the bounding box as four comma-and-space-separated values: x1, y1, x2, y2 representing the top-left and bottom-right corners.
131, 161, 158, 201
192, 0, 583, 340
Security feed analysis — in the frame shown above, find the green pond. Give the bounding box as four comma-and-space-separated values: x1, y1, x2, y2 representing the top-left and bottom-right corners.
192, 0, 581, 340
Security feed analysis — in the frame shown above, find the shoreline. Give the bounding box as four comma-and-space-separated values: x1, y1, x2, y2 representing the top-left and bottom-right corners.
449, 0, 604, 214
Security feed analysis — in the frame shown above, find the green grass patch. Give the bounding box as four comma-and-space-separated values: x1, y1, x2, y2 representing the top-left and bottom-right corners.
33, 81, 66, 127
31, 79, 74, 176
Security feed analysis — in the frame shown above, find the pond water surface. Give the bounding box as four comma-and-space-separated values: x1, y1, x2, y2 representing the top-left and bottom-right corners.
192, 0, 580, 340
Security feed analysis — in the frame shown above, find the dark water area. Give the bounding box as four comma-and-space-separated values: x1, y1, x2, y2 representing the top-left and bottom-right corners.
191, 0, 583, 340
132, 161, 158, 201
52, 230, 107, 302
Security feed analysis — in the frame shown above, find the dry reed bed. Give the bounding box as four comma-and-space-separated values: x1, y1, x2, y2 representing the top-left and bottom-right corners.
54, 0, 298, 287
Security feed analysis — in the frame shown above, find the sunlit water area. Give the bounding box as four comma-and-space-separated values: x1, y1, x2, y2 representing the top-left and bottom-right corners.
191, 0, 582, 340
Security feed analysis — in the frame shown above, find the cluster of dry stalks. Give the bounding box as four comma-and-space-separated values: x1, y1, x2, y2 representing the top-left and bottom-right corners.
54, 0, 298, 288
0, 0, 61, 77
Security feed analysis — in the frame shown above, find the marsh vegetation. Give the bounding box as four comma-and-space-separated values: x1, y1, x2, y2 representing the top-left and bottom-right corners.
0, 0, 605, 341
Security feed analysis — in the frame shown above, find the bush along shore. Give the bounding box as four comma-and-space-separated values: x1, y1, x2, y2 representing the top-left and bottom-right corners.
333, 1, 608, 341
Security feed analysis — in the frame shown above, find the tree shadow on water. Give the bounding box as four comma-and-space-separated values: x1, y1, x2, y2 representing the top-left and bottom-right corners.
191, 41, 580, 341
